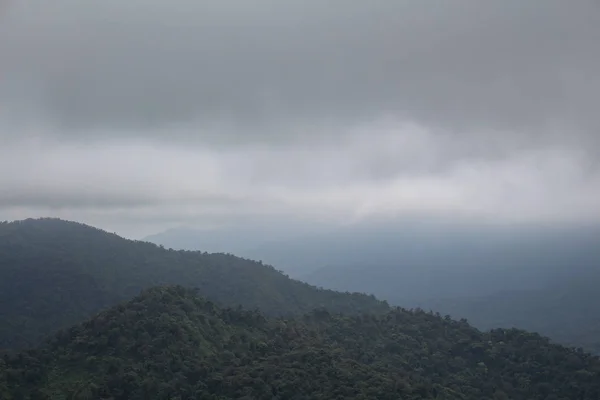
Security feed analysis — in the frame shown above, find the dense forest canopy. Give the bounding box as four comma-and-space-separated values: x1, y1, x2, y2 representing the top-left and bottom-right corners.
2, 286, 600, 400
0, 218, 387, 350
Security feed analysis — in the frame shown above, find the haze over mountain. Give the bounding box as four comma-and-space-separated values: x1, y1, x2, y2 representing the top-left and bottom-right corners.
289, 222, 600, 353
145, 219, 600, 280
145, 220, 600, 353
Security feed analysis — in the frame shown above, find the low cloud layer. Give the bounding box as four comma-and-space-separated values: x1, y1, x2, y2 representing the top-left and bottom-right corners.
1, 1, 599, 237
2, 124, 598, 237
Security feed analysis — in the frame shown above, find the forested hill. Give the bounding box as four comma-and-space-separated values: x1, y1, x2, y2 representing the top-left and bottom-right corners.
2, 285, 600, 400
0, 218, 387, 350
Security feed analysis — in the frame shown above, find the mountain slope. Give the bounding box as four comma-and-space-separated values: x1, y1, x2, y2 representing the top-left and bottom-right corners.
2, 285, 600, 400
0, 218, 387, 350
302, 262, 600, 354
421, 278, 600, 354
291, 223, 600, 352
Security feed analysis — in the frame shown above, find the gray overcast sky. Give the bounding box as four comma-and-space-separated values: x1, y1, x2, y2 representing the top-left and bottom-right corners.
1, 0, 599, 237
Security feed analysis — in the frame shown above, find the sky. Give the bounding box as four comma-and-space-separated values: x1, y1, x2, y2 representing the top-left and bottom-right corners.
1, 0, 599, 238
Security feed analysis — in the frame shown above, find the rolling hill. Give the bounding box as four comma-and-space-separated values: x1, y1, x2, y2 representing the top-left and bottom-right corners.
0, 218, 387, 350
2, 285, 600, 400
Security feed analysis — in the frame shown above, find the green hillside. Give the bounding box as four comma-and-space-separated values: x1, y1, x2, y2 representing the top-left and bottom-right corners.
0, 218, 387, 350
2, 285, 600, 400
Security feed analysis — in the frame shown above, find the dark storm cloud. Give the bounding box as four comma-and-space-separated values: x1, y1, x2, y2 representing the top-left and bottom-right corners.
1, 0, 598, 141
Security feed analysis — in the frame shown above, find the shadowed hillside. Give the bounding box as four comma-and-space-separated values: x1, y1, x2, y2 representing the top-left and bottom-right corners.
0, 218, 387, 350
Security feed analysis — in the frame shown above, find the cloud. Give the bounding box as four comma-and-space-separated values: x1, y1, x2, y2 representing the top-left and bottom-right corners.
2, 121, 599, 238
1, 1, 599, 237
1, 0, 599, 140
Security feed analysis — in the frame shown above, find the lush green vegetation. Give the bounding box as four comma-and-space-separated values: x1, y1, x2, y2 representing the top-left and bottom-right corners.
2, 285, 600, 400
0, 218, 388, 350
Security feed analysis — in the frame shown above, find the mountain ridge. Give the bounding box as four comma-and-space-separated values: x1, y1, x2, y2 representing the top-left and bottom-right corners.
0, 218, 388, 350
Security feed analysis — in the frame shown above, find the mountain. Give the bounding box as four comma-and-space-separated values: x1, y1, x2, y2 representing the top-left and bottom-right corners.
421, 277, 600, 355
299, 232, 600, 354
2, 285, 600, 400
285, 224, 600, 352
143, 220, 600, 353
0, 218, 387, 350
147, 219, 600, 352
302, 270, 600, 355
